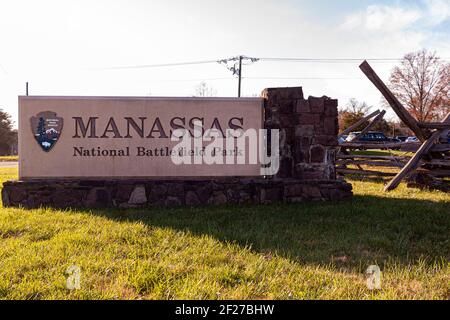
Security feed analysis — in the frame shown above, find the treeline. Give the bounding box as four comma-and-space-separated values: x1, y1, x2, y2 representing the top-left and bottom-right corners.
338, 99, 410, 137
0, 109, 17, 156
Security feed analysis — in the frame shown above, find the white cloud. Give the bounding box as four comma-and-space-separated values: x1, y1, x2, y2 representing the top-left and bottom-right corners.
341, 1, 450, 31
334, 2, 450, 119
425, 0, 450, 25
341, 5, 422, 32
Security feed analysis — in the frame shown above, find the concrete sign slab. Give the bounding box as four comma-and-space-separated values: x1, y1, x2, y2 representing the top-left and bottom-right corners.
19, 96, 263, 180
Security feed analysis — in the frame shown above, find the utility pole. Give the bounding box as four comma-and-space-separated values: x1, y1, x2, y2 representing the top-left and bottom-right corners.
26, 82, 29, 96
237, 55, 243, 97
218, 55, 259, 98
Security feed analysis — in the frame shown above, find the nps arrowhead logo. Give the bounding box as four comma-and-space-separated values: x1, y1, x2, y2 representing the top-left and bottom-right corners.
30, 111, 63, 152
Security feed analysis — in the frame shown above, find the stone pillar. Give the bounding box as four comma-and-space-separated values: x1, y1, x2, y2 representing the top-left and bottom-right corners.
262, 87, 339, 180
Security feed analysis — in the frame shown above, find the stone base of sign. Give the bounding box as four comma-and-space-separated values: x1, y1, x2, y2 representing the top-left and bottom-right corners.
1, 178, 352, 209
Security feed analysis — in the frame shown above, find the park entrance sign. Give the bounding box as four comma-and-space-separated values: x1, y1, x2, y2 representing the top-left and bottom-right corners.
19, 96, 263, 180
4, 88, 353, 209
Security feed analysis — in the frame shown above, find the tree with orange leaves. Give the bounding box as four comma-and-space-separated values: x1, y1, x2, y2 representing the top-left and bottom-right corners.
388, 49, 449, 122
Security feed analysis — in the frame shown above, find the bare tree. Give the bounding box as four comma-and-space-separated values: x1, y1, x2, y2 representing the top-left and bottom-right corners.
345, 98, 372, 114
388, 49, 450, 122
194, 82, 217, 97
338, 98, 393, 135
339, 99, 372, 133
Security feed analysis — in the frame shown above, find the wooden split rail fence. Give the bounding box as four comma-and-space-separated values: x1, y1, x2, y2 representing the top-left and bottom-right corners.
337, 153, 410, 177
335, 61, 450, 192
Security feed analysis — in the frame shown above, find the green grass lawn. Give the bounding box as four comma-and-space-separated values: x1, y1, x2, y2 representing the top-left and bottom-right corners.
349, 149, 415, 158
0, 167, 449, 300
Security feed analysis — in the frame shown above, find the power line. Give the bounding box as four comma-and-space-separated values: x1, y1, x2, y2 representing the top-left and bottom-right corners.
95, 56, 450, 70
90, 55, 449, 98
157, 77, 234, 83
244, 76, 363, 80
96, 59, 219, 70
261, 57, 401, 61
28, 55, 448, 96
259, 57, 450, 63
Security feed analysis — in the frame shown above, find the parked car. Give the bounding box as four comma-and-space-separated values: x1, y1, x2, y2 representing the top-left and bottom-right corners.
405, 136, 419, 143
346, 131, 396, 143
438, 133, 450, 143
338, 135, 348, 144
345, 131, 402, 149
395, 136, 408, 142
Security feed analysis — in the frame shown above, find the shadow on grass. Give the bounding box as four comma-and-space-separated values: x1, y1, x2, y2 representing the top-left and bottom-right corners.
86, 194, 449, 270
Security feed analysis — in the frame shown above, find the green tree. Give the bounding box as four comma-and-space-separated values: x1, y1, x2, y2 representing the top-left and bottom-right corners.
0, 109, 15, 155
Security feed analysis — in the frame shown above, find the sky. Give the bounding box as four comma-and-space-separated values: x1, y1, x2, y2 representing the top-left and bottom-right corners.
0, 0, 449, 126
